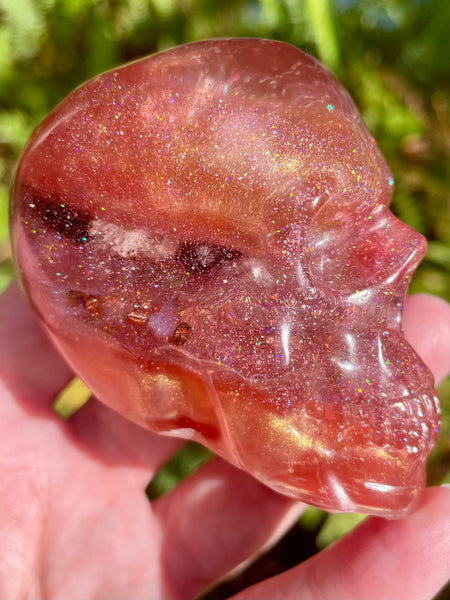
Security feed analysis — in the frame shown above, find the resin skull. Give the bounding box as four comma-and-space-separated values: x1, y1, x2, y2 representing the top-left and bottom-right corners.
10, 39, 439, 516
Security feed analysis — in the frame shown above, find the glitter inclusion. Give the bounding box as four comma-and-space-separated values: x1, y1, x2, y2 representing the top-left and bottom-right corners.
10, 39, 440, 517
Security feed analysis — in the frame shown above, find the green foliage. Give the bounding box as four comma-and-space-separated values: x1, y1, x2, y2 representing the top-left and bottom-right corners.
53, 376, 91, 418
315, 511, 366, 549
146, 441, 214, 500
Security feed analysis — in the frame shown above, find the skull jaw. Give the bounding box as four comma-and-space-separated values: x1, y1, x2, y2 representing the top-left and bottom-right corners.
217, 408, 434, 518
250, 462, 428, 518
42, 312, 438, 518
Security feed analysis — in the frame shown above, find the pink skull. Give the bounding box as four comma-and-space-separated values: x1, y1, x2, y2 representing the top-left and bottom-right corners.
10, 39, 439, 516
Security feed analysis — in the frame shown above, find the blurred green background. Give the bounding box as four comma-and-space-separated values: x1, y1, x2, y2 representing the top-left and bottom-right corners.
0, 1, 449, 598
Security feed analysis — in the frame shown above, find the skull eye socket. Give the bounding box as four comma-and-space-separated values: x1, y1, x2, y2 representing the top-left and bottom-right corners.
174, 241, 241, 273
22, 189, 90, 244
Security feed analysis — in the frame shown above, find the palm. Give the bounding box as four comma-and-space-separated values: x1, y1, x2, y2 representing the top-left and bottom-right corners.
1, 282, 449, 600
0, 283, 299, 599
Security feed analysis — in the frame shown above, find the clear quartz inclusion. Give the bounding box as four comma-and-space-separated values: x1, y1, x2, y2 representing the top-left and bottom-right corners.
10, 39, 440, 517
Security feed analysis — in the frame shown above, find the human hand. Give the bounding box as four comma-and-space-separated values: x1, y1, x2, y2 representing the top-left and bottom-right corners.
0, 281, 449, 600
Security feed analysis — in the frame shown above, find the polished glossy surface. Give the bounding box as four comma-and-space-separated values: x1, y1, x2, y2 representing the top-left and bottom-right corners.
10, 39, 439, 516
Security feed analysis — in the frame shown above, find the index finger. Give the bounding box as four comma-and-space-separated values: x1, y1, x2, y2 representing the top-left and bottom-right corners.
403, 293, 450, 384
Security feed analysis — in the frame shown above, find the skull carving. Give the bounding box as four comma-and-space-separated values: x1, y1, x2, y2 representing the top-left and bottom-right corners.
10, 39, 439, 516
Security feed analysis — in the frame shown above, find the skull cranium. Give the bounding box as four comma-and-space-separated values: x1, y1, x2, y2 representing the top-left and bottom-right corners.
10, 39, 439, 516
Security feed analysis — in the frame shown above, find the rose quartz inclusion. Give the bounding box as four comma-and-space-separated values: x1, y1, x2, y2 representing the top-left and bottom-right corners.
10, 39, 440, 516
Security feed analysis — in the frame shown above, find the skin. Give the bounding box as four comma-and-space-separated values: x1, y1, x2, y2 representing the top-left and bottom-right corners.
0, 280, 449, 600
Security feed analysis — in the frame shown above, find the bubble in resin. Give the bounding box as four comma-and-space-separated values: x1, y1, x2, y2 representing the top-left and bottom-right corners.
10, 39, 440, 517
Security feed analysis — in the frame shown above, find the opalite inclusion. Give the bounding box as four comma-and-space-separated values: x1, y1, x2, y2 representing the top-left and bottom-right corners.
10, 39, 439, 517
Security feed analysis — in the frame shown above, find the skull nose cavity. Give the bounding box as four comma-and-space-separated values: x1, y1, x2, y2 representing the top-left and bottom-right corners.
305, 206, 426, 298
381, 214, 426, 291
